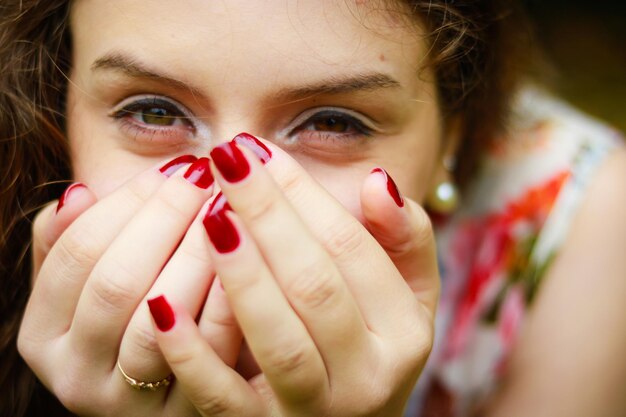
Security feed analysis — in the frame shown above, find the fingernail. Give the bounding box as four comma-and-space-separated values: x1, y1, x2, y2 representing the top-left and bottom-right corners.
159, 155, 198, 177
203, 193, 240, 253
232, 132, 272, 164
371, 167, 404, 207
147, 295, 176, 332
56, 183, 87, 213
210, 142, 250, 183
183, 157, 214, 189
208, 191, 232, 214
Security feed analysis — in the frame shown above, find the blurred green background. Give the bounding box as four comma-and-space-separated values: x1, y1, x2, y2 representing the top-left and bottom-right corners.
524, 0, 626, 131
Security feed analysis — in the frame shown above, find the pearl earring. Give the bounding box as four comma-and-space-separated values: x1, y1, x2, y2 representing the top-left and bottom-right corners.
426, 156, 459, 214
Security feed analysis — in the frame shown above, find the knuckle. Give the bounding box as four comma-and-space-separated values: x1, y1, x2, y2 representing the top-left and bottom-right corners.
177, 239, 211, 268
411, 206, 435, 248
56, 224, 101, 268
127, 324, 162, 356
400, 321, 434, 366
16, 329, 39, 366
165, 342, 203, 369
238, 189, 278, 224
89, 263, 139, 315
286, 259, 340, 310
153, 188, 194, 222
53, 373, 94, 415
275, 165, 306, 198
123, 177, 156, 207
323, 220, 367, 260
204, 305, 238, 331
191, 388, 236, 416
265, 339, 312, 376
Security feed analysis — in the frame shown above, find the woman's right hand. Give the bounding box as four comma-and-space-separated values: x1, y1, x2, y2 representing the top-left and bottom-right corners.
18, 155, 240, 417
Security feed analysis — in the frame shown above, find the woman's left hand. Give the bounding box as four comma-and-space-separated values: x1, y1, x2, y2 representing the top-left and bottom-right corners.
149, 135, 439, 417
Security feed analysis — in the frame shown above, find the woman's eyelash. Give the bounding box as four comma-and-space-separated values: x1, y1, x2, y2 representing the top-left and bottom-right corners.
294, 110, 374, 136
110, 97, 193, 126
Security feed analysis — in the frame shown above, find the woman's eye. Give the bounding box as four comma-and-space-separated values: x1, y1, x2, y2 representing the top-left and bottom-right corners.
111, 96, 194, 129
110, 96, 197, 147
311, 116, 351, 133
139, 106, 180, 126
299, 111, 372, 137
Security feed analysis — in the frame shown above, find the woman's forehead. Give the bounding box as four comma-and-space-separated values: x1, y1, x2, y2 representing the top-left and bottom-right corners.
70, 0, 427, 95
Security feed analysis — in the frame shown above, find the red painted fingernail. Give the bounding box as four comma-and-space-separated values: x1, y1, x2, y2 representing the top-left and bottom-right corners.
232, 132, 272, 164
183, 157, 214, 189
371, 167, 404, 207
208, 191, 232, 214
203, 193, 240, 253
56, 183, 87, 213
210, 142, 250, 183
147, 295, 176, 332
159, 155, 198, 177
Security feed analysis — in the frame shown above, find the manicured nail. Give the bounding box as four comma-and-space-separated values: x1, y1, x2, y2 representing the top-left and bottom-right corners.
232, 132, 272, 164
208, 191, 232, 214
210, 142, 250, 183
159, 155, 198, 177
203, 193, 240, 253
183, 157, 214, 189
56, 182, 87, 213
147, 295, 176, 332
371, 167, 404, 207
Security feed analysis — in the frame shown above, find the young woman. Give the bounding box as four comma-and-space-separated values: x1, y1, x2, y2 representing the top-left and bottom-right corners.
1, 1, 625, 416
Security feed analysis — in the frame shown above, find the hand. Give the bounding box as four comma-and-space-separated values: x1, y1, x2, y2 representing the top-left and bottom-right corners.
149, 136, 439, 417
18, 155, 240, 417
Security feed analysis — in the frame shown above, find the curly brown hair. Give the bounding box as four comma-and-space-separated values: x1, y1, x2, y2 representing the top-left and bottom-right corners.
0, 1, 528, 415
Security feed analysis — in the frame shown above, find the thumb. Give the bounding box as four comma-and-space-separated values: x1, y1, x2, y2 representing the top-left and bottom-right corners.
31, 183, 97, 281
361, 168, 440, 315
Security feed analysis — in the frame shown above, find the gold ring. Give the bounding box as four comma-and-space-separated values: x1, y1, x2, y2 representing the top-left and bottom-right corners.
117, 361, 173, 391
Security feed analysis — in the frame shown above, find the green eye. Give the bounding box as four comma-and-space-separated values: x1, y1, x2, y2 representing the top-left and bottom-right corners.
141, 107, 177, 126
113, 97, 192, 128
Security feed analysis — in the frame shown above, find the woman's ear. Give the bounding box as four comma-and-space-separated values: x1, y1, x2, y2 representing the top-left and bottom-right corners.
425, 116, 462, 215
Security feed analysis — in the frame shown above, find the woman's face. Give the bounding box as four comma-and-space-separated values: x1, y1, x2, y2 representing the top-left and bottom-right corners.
68, 0, 444, 220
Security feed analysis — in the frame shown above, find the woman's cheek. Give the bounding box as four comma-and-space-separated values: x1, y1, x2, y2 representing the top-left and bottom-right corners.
305, 164, 367, 224
72, 147, 160, 198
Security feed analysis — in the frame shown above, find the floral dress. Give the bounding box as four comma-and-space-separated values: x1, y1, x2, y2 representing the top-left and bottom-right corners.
405, 88, 624, 417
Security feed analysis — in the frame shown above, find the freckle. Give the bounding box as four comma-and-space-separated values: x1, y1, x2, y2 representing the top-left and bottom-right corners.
379, 54, 385, 61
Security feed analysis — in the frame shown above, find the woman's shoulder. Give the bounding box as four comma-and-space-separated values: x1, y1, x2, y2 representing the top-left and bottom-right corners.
415, 89, 624, 415
460, 86, 623, 218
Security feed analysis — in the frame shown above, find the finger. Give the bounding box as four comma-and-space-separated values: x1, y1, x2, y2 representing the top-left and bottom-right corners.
21, 155, 198, 346
202, 202, 330, 413
210, 141, 376, 403
120, 197, 221, 381
148, 295, 265, 417
361, 168, 440, 316
234, 134, 420, 336
71, 157, 215, 362
210, 142, 371, 350
197, 277, 243, 368
31, 183, 97, 280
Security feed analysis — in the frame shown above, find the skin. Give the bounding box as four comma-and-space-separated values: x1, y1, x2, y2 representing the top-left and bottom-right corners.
17, 0, 626, 416
19, 1, 444, 416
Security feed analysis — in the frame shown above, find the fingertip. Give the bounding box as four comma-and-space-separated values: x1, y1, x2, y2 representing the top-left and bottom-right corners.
361, 168, 407, 232
55, 182, 97, 217
147, 295, 177, 332
33, 183, 97, 272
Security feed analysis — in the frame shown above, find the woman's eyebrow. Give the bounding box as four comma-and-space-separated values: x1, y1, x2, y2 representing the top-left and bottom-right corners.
91, 52, 401, 101
273, 73, 402, 102
91, 52, 206, 98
